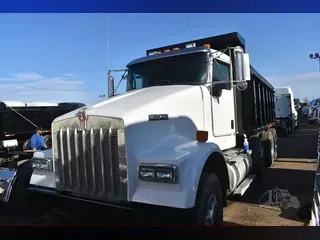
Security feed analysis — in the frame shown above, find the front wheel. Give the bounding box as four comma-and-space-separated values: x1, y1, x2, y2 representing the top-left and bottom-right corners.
187, 172, 223, 225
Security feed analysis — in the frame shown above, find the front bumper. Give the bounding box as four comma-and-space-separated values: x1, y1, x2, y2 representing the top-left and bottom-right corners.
0, 149, 55, 203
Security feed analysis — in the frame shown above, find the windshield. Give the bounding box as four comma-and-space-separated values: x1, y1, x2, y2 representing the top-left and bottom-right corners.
126, 52, 208, 91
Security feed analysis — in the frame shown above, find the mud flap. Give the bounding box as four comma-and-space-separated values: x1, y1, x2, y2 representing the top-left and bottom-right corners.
0, 160, 34, 213
0, 169, 17, 202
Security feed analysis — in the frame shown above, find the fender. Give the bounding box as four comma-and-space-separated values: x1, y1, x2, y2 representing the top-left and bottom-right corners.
131, 135, 226, 209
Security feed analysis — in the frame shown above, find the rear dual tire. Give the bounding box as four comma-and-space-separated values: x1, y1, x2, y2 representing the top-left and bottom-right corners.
262, 131, 276, 168
22, 135, 52, 151
250, 129, 277, 174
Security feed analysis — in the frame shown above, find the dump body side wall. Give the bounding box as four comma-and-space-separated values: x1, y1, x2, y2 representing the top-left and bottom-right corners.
0, 102, 85, 140
240, 71, 275, 135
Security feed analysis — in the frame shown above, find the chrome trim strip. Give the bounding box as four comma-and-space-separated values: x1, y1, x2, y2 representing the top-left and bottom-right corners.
59, 129, 65, 186
74, 128, 80, 188
99, 128, 106, 194
82, 129, 88, 190
117, 129, 128, 197
109, 127, 114, 197
90, 128, 96, 193
66, 127, 73, 188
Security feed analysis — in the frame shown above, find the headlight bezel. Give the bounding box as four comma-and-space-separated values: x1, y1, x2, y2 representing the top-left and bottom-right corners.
138, 163, 178, 184
31, 158, 53, 172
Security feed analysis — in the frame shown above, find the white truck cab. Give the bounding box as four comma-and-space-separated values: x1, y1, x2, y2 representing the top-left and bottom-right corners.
0, 32, 278, 225
275, 87, 298, 136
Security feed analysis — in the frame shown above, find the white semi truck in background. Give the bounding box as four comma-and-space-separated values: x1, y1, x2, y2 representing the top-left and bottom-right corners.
0, 32, 279, 224
274, 87, 298, 137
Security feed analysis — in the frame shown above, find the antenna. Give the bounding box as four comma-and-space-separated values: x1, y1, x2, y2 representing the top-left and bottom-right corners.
186, 16, 195, 45
107, 16, 110, 93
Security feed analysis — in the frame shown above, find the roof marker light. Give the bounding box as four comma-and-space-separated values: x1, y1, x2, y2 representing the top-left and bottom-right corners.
148, 51, 157, 56
163, 49, 170, 53
186, 43, 196, 48
203, 44, 211, 48
172, 47, 180, 51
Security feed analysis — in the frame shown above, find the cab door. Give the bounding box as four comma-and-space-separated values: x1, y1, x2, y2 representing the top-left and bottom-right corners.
210, 58, 236, 150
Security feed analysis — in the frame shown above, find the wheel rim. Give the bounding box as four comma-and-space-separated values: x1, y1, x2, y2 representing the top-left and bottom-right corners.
205, 194, 220, 225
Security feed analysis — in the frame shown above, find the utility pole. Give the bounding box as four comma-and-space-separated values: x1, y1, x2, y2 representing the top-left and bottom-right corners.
309, 53, 320, 75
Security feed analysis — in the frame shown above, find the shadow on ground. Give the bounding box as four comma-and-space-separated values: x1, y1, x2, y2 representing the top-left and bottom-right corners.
277, 121, 318, 159
228, 118, 318, 224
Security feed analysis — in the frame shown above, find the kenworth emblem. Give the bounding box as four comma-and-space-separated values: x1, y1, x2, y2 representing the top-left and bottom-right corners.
77, 108, 88, 130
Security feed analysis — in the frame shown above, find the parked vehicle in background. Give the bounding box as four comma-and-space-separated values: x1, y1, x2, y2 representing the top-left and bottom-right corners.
302, 104, 310, 119
275, 87, 298, 136
308, 99, 320, 124
294, 98, 302, 115
0, 101, 85, 168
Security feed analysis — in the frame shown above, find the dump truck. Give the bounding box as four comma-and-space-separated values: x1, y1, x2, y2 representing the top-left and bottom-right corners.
0, 32, 278, 225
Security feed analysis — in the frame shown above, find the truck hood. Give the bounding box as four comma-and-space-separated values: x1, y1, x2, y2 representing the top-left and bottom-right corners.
54, 85, 205, 127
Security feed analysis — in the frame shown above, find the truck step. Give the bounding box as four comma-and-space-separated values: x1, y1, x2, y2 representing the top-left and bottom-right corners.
233, 174, 256, 196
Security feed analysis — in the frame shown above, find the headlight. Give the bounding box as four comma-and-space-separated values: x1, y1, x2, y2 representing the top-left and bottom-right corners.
138, 164, 178, 183
31, 158, 53, 171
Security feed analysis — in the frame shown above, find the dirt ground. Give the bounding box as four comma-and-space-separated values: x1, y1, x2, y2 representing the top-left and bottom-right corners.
224, 119, 318, 226
0, 119, 318, 225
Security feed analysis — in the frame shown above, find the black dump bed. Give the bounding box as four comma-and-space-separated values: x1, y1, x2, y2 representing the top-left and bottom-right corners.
0, 102, 85, 139
146, 32, 275, 137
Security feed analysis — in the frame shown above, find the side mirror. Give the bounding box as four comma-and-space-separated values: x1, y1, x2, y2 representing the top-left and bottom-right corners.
234, 46, 251, 81
209, 81, 230, 97
108, 74, 115, 98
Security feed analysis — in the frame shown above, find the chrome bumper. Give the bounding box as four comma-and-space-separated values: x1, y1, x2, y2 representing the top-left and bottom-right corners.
311, 131, 320, 226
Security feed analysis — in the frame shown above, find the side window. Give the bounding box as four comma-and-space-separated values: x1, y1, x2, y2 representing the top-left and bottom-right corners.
128, 73, 144, 91
212, 61, 230, 82
133, 73, 143, 89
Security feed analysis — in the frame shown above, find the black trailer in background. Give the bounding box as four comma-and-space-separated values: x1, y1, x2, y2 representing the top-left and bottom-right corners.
146, 32, 276, 143
0, 102, 85, 151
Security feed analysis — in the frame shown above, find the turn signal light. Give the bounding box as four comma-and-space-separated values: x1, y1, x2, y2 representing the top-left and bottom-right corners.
197, 130, 208, 143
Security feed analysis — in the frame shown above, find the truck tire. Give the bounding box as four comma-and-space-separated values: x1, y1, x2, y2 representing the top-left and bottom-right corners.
23, 139, 31, 151
188, 172, 223, 225
263, 131, 275, 168
249, 137, 264, 175
44, 135, 52, 148
269, 128, 278, 160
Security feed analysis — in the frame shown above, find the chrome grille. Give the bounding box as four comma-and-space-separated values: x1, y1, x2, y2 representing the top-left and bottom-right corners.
54, 126, 127, 201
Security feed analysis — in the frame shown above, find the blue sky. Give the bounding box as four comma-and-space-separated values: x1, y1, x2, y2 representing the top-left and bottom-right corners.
0, 13, 319, 104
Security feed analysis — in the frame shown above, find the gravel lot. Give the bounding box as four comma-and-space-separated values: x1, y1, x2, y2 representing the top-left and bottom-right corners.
224, 119, 318, 226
